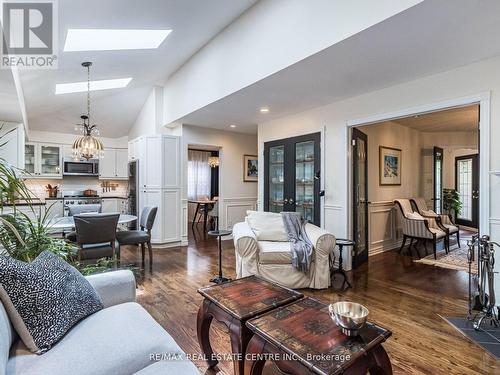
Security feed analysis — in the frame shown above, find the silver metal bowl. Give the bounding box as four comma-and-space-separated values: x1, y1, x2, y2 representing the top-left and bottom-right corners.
329, 301, 369, 337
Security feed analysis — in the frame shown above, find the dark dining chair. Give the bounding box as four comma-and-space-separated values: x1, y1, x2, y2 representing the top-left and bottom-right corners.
66, 204, 103, 242
116, 206, 157, 270
74, 213, 120, 261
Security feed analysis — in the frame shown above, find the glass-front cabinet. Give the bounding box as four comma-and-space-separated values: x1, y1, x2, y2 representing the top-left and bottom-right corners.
264, 133, 321, 225
24, 143, 62, 178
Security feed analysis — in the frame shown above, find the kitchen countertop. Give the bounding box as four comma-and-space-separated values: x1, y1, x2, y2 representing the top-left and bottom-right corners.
45, 196, 128, 200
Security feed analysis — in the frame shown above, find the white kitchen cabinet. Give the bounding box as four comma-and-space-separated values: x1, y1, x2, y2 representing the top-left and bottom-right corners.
162, 189, 180, 243
128, 135, 181, 246
99, 149, 116, 179
140, 189, 162, 243
144, 136, 162, 188
0, 123, 24, 169
101, 198, 118, 213
115, 149, 128, 178
24, 142, 62, 178
98, 148, 128, 180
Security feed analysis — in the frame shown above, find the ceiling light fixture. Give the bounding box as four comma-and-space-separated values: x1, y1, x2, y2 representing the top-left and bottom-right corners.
55, 78, 132, 95
260, 107, 270, 113
229, 124, 236, 128
72, 62, 104, 160
208, 156, 220, 168
64, 29, 172, 51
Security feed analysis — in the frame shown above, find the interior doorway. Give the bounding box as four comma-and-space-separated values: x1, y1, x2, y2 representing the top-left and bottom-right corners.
350, 103, 480, 264
187, 145, 221, 240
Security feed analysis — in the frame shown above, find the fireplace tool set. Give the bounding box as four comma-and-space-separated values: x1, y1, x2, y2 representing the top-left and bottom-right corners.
467, 235, 500, 331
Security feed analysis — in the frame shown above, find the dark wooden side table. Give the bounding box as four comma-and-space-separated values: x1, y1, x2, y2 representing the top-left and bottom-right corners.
197, 276, 303, 375
245, 297, 393, 375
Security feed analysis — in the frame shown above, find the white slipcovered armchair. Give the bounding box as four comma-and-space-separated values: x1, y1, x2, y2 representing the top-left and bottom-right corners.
232, 211, 335, 289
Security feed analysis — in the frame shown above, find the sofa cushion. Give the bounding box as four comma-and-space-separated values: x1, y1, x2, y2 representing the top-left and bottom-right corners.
245, 211, 288, 242
0, 251, 103, 354
0, 302, 15, 375
7, 302, 185, 375
133, 360, 200, 374
258, 241, 292, 264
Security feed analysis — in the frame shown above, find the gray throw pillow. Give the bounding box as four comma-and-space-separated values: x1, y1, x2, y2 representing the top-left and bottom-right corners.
0, 251, 103, 354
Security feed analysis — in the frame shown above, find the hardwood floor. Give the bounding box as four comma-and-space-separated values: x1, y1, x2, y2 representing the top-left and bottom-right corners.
120, 226, 499, 375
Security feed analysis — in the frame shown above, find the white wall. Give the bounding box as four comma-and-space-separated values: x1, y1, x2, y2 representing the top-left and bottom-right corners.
182, 125, 257, 230
163, 0, 422, 124
129, 86, 165, 139
258, 54, 500, 295
357, 121, 422, 202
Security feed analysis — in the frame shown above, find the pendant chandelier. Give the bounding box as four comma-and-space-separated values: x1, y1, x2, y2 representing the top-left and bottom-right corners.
72, 62, 104, 160
208, 156, 219, 168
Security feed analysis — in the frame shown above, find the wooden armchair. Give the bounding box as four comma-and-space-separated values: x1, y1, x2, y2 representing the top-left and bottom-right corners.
410, 197, 460, 248
394, 199, 447, 259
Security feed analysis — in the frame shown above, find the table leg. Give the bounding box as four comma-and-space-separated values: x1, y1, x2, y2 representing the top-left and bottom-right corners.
229, 320, 252, 375
196, 299, 218, 368
192, 203, 200, 229
368, 345, 393, 375
203, 203, 209, 232
244, 335, 267, 375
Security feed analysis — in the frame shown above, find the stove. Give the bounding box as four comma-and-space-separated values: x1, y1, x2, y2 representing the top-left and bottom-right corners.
62, 191, 102, 215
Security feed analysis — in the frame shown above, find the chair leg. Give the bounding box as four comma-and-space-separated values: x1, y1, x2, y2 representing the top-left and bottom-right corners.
433, 239, 437, 260
445, 236, 449, 254
140, 243, 145, 267
147, 241, 153, 271
399, 235, 407, 254
456, 231, 460, 248
116, 243, 121, 260
408, 238, 414, 256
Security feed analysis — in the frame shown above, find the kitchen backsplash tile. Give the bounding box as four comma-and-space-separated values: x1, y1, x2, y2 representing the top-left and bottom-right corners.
24, 177, 128, 199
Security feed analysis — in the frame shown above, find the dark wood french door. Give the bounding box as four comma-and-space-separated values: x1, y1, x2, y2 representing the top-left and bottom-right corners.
352, 128, 368, 268
455, 154, 479, 228
264, 133, 321, 226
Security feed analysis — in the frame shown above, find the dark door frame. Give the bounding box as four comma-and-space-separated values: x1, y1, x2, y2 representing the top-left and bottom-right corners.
433, 147, 444, 214
264, 132, 321, 226
352, 128, 368, 268
455, 153, 479, 228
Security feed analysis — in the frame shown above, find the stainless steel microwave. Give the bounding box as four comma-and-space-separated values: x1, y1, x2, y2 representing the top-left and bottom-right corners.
63, 158, 99, 176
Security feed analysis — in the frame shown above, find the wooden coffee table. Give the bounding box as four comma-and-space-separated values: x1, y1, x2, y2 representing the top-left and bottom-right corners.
244, 297, 393, 375
197, 276, 303, 375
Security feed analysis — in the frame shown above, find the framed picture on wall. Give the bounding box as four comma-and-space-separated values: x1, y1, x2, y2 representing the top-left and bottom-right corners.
379, 146, 401, 185
243, 155, 258, 182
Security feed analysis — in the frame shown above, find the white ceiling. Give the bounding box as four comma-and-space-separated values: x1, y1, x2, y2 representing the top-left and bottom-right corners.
0, 69, 23, 123
178, 0, 500, 134
393, 105, 479, 133
17, 0, 257, 137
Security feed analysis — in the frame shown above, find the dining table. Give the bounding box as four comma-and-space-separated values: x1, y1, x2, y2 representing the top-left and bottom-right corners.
48, 214, 137, 231
188, 199, 216, 232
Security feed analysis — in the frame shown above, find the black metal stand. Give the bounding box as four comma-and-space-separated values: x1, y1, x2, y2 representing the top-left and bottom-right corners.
208, 230, 232, 284
331, 238, 354, 290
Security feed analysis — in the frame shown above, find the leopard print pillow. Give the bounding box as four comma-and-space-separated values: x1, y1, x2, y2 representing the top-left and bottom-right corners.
0, 251, 103, 354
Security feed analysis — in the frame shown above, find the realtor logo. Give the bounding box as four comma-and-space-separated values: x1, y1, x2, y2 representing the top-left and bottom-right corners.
1, 0, 58, 69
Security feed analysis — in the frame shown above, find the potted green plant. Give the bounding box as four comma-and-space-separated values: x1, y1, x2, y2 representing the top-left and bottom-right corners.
443, 188, 462, 220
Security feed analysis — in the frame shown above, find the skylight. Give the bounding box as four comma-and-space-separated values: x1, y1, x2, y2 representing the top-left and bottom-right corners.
64, 29, 172, 51
55, 78, 132, 95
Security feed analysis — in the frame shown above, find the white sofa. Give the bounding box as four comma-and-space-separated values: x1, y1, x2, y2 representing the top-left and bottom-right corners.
233, 211, 335, 289
1, 270, 199, 375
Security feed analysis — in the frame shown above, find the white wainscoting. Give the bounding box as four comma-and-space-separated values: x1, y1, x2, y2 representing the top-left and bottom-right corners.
222, 197, 257, 230
181, 198, 188, 245
368, 201, 402, 255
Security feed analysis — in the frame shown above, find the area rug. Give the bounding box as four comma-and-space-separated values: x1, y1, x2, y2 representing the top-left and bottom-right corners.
414, 245, 477, 273
444, 317, 500, 359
